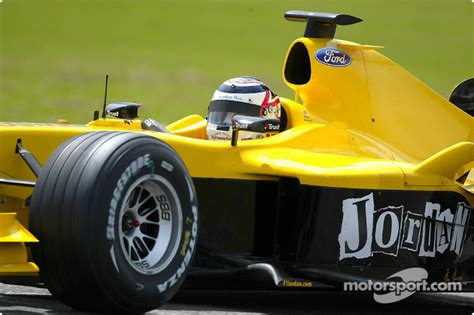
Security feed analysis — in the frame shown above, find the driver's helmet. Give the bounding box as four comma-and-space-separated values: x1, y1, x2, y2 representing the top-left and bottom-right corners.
206, 76, 280, 141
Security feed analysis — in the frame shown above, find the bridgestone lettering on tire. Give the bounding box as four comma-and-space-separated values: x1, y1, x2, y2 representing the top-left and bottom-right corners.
29, 131, 198, 314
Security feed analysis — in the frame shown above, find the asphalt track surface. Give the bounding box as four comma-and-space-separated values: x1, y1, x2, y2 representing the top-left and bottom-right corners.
0, 283, 473, 314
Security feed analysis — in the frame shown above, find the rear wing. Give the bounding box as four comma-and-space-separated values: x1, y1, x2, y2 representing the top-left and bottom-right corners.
284, 10, 363, 38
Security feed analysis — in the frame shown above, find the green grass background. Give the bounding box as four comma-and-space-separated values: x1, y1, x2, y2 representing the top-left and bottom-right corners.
1, 0, 473, 123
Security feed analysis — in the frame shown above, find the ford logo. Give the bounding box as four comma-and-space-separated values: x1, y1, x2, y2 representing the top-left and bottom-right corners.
314, 47, 352, 67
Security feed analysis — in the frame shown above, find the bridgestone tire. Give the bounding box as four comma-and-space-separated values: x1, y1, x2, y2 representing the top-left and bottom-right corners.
30, 131, 199, 314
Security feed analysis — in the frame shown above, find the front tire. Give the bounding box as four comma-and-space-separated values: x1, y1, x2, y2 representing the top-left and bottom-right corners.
30, 131, 198, 314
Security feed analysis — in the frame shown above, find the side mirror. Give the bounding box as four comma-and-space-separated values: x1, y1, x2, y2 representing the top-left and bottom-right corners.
106, 102, 141, 119
231, 115, 280, 146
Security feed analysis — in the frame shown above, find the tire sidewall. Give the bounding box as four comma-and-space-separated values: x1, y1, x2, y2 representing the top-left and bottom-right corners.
87, 138, 198, 307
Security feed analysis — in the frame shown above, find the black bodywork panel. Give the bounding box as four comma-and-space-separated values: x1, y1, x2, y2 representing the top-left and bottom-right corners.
191, 178, 474, 287
193, 178, 278, 256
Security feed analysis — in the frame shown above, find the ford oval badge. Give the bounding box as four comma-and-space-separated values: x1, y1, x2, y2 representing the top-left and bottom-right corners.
315, 47, 352, 67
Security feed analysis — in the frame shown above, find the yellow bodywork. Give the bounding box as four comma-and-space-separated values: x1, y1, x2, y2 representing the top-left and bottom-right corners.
0, 35, 472, 276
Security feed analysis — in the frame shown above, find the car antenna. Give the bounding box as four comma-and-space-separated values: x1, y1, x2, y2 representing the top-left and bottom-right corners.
101, 74, 109, 119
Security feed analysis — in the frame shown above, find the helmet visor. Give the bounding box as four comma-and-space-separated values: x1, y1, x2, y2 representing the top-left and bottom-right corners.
208, 111, 241, 127
208, 100, 261, 127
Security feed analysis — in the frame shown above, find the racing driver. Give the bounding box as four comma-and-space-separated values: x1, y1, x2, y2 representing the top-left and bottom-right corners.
206, 76, 281, 141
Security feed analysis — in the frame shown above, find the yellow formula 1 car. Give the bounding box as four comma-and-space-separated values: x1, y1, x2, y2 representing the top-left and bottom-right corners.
0, 10, 473, 314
